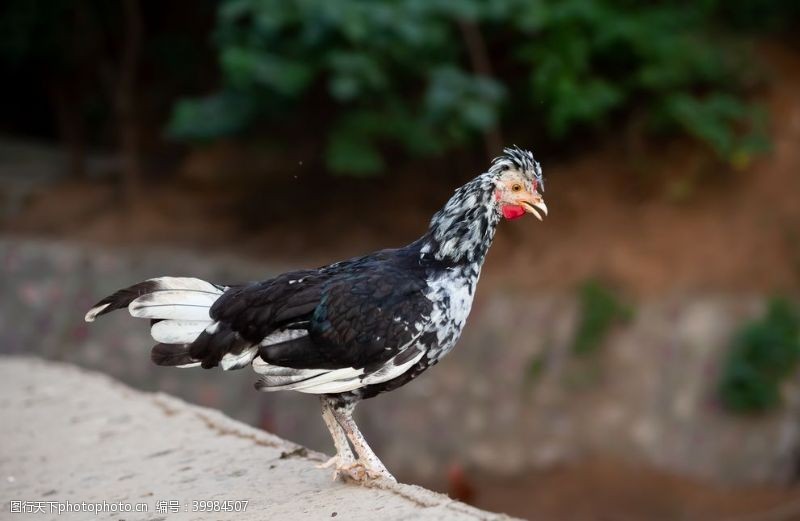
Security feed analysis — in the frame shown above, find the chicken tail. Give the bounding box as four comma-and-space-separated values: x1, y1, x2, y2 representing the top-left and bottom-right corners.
84, 277, 231, 368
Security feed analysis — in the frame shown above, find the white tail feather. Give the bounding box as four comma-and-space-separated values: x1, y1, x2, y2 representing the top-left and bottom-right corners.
220, 347, 259, 370
147, 277, 224, 295
84, 303, 110, 322
151, 320, 211, 344
129, 290, 218, 321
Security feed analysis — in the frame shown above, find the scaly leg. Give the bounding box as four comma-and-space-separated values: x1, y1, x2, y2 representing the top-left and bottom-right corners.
318, 398, 356, 480
330, 400, 396, 484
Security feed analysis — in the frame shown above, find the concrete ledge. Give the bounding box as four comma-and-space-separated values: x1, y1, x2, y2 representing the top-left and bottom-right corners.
0, 357, 512, 520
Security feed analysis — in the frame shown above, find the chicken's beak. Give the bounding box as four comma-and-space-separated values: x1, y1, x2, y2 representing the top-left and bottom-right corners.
520, 194, 548, 221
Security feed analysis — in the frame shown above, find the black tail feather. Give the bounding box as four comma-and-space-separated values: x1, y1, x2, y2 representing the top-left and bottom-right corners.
190, 323, 251, 369
151, 343, 197, 367
85, 280, 161, 321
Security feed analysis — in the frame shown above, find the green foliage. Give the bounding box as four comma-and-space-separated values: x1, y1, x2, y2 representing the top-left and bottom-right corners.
719, 299, 800, 414
660, 94, 770, 168
167, 91, 258, 142
169, 0, 507, 175
514, 1, 771, 164
571, 280, 632, 355
168, 0, 784, 175
524, 352, 547, 387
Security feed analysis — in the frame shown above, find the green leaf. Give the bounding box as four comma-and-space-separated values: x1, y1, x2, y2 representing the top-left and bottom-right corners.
571, 280, 633, 355
664, 93, 770, 163
166, 91, 257, 141
221, 47, 313, 96
326, 131, 384, 176
719, 298, 800, 414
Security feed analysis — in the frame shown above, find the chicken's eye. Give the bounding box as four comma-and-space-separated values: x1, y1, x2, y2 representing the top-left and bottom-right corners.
511, 183, 522, 192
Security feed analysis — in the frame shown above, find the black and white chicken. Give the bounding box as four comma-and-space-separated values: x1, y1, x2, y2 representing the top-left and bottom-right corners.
84, 147, 547, 484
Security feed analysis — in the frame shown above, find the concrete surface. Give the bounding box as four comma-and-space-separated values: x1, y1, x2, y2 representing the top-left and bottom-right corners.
0, 357, 512, 520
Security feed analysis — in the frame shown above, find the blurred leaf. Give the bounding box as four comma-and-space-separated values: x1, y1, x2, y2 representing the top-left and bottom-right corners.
424, 66, 505, 135
166, 92, 257, 141
719, 298, 800, 414
327, 130, 384, 176
718, 363, 780, 413
571, 280, 633, 355
664, 93, 771, 164
326, 51, 387, 101
526, 353, 546, 384
221, 48, 313, 96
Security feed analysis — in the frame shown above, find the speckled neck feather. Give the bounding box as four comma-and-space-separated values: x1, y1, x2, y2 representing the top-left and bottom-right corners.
419, 174, 500, 265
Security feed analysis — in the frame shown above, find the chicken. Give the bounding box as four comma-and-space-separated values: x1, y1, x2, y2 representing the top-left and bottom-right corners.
84, 146, 547, 485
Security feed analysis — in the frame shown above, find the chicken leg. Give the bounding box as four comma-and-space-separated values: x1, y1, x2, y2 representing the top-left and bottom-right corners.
317, 398, 355, 479
320, 397, 395, 484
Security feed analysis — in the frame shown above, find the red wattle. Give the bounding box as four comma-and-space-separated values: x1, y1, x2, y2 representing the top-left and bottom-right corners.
502, 205, 525, 220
